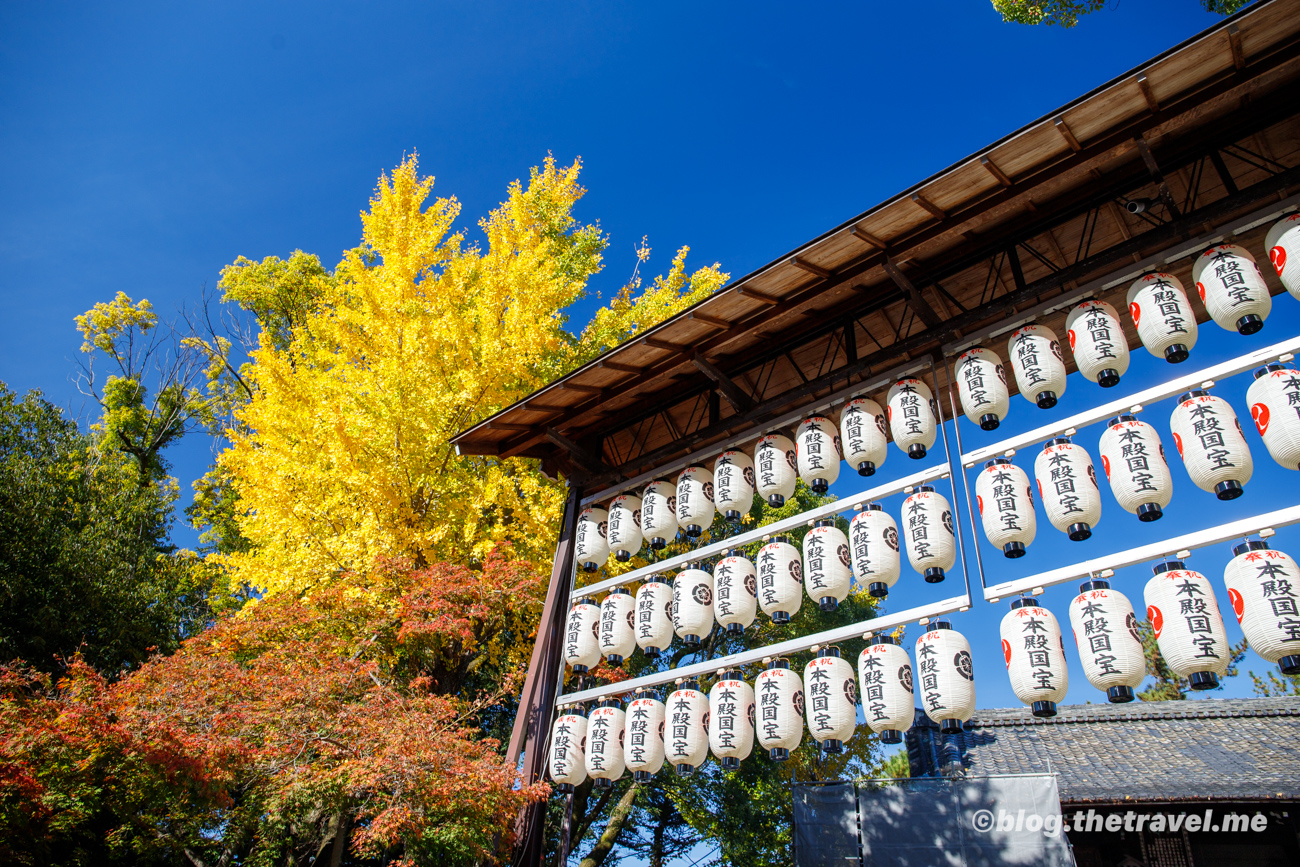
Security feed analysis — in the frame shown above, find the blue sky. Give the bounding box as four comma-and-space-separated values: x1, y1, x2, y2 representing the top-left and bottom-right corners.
1, 0, 1285, 733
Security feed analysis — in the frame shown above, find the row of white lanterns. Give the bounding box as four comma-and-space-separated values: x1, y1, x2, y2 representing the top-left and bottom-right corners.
953, 220, 1300, 429
552, 536, 1300, 792
565, 485, 958, 670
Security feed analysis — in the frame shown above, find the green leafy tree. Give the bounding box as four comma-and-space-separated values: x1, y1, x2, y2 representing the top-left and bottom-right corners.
1250, 668, 1300, 697
0, 384, 209, 675
991, 0, 1248, 28
1136, 620, 1247, 701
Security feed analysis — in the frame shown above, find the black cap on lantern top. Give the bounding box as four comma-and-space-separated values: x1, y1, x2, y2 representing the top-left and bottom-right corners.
677, 678, 700, 692
1236, 313, 1265, 335
984, 457, 1011, 469
1215, 480, 1244, 501
1031, 700, 1058, 718
979, 413, 1001, 431
814, 518, 835, 528
1107, 413, 1138, 427
864, 502, 884, 512
940, 719, 964, 735
1165, 343, 1190, 363
1279, 655, 1300, 676
857, 460, 877, 476
917, 484, 936, 493
1137, 503, 1164, 522
1010, 597, 1038, 610
1046, 436, 1072, 448
869, 582, 890, 598
1107, 686, 1136, 703
880, 730, 903, 745
1079, 578, 1111, 593
1003, 541, 1027, 558
1067, 523, 1093, 542
771, 534, 791, 545
1035, 390, 1058, 409
1153, 559, 1186, 574
611, 586, 631, 596
1234, 539, 1270, 557
767, 658, 790, 671
871, 633, 897, 646
924, 567, 947, 583
767, 494, 786, 508
1179, 388, 1209, 403
818, 646, 841, 658
907, 443, 928, 460
811, 479, 830, 495
932, 619, 953, 631
1253, 362, 1288, 379
1189, 671, 1220, 690
1096, 369, 1122, 388
724, 669, 744, 681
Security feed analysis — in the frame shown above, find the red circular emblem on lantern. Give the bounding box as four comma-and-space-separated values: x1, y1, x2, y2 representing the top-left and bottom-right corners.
1036, 478, 1044, 499
1129, 301, 1141, 327
976, 494, 984, 515
1272, 245, 1287, 275
1228, 587, 1245, 624
1252, 402, 1270, 436
1148, 604, 1164, 639
1001, 638, 1012, 667
1196, 281, 1206, 302
1101, 454, 1111, 480
1171, 431, 1184, 457
1067, 329, 1076, 351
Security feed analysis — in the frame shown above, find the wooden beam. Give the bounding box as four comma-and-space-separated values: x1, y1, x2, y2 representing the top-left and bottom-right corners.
561, 382, 604, 394
910, 192, 947, 221
790, 257, 831, 279
1134, 135, 1182, 220
1227, 23, 1245, 71
487, 421, 536, 432
598, 359, 642, 374
881, 256, 943, 329
737, 286, 780, 306
692, 354, 755, 412
545, 428, 611, 474
1054, 116, 1082, 153
850, 226, 889, 251
980, 156, 1014, 188
1135, 73, 1160, 113
644, 337, 686, 352
688, 311, 732, 329
523, 402, 570, 413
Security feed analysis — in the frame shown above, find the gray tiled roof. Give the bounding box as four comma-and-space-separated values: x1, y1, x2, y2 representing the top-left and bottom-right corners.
905, 697, 1300, 804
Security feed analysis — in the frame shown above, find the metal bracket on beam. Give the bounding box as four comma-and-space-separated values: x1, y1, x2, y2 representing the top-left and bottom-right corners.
1134, 135, 1183, 219
882, 256, 943, 329
692, 354, 755, 412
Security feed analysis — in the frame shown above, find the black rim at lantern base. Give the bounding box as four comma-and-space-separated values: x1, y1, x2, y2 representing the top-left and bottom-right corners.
615, 550, 631, 562
1096, 368, 1121, 388
1107, 686, 1135, 703
685, 524, 704, 537
571, 664, 588, 675
1215, 480, 1244, 500
1165, 343, 1190, 363
979, 413, 1000, 431
869, 581, 889, 598
682, 634, 701, 647
1031, 700, 1058, 718
1137, 502, 1163, 521
606, 654, 623, 666
811, 479, 829, 495
880, 730, 902, 745
726, 623, 745, 636
594, 778, 612, 789
907, 443, 927, 460
725, 509, 742, 521
556, 783, 574, 794
940, 719, 963, 735
767, 494, 785, 508
772, 611, 790, 625
634, 771, 653, 782
1279, 655, 1300, 675
1236, 313, 1264, 335
1189, 671, 1219, 690
650, 537, 668, 550
581, 562, 599, 572
924, 567, 946, 584
1067, 522, 1092, 541
721, 757, 740, 771
643, 646, 660, 659
1003, 541, 1026, 559
769, 747, 790, 762
857, 460, 876, 476
1035, 390, 1058, 409
821, 739, 843, 754
675, 763, 694, 776
820, 596, 838, 612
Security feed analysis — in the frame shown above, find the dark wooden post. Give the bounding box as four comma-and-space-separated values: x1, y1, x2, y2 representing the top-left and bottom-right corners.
509, 479, 584, 866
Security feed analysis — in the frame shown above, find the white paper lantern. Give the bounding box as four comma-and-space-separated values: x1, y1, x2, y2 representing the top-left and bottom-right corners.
1265, 213, 1300, 300
607, 494, 643, 563
803, 649, 857, 752
1068, 579, 1146, 703
634, 579, 674, 658
598, 587, 637, 666
902, 485, 957, 583
754, 433, 798, 508
858, 636, 915, 743
1223, 540, 1300, 676
548, 709, 587, 792
1144, 560, 1231, 690
756, 536, 803, 624
796, 416, 842, 494
713, 551, 757, 635
1007, 324, 1067, 409
975, 458, 1036, 558
1127, 272, 1197, 363
1066, 300, 1130, 388
641, 481, 678, 550
755, 661, 804, 760
850, 504, 901, 598
1169, 389, 1253, 500
955, 347, 1010, 431
1034, 437, 1101, 541
624, 692, 666, 781
713, 450, 756, 521
840, 397, 889, 476
1000, 599, 1069, 717
803, 520, 853, 611
676, 466, 715, 538
1193, 243, 1272, 335
913, 621, 976, 734
563, 598, 601, 673
585, 701, 627, 787
1247, 363, 1300, 471
575, 506, 609, 572
672, 566, 714, 646
1098, 415, 1174, 522
887, 378, 937, 459
708, 671, 755, 770
666, 680, 709, 774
